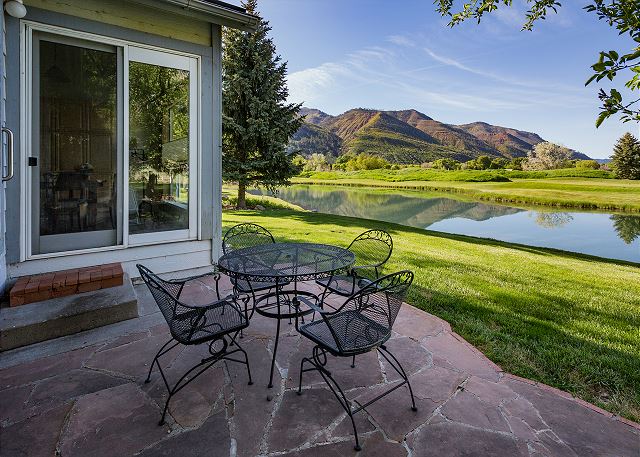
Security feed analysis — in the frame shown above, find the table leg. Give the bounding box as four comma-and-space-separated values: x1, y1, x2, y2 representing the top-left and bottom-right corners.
267, 278, 282, 392
268, 317, 281, 390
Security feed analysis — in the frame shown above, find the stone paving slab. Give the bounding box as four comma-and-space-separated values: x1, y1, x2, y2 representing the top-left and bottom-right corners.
0, 282, 637, 457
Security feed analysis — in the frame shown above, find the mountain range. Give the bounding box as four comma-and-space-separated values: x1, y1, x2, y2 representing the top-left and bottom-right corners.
289, 107, 589, 163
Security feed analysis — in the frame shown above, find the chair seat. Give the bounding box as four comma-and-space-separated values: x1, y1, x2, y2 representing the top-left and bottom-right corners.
172, 300, 248, 345
316, 275, 373, 297
299, 310, 390, 355
233, 278, 290, 293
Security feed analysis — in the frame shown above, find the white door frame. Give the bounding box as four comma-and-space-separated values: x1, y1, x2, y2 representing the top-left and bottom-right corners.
126, 46, 199, 246
19, 21, 201, 261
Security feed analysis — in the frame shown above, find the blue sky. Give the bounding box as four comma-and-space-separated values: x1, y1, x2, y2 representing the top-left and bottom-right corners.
255, 0, 638, 159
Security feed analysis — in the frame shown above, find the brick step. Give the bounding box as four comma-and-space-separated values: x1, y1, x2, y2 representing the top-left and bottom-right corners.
0, 274, 138, 351
9, 263, 124, 307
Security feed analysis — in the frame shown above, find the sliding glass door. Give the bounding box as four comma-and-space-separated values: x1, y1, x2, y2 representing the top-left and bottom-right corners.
127, 48, 198, 244
31, 33, 122, 255
27, 27, 199, 257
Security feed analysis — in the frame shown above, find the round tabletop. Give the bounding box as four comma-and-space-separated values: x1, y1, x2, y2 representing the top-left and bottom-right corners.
218, 242, 355, 282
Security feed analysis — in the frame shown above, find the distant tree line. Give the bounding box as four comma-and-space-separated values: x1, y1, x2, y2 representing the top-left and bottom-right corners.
295, 132, 640, 179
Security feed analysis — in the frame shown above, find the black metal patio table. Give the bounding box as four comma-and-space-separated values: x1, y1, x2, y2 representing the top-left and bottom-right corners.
217, 242, 355, 393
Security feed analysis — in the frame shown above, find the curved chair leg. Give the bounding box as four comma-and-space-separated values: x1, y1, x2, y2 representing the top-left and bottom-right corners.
297, 357, 313, 395
233, 340, 254, 385
316, 362, 361, 451
298, 347, 361, 451
158, 355, 218, 425
145, 337, 179, 384
156, 336, 253, 426
378, 344, 417, 412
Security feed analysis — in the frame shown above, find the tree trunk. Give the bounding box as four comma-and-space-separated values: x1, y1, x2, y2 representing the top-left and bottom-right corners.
237, 182, 247, 209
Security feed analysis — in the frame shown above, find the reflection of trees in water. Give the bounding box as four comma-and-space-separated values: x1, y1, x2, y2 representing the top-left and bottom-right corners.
534, 212, 574, 228
255, 186, 521, 227
610, 215, 640, 244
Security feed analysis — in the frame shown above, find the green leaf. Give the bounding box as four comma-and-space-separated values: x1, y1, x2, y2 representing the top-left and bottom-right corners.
585, 74, 599, 86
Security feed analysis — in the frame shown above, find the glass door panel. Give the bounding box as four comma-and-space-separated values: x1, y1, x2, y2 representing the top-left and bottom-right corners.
128, 48, 196, 242
32, 34, 122, 255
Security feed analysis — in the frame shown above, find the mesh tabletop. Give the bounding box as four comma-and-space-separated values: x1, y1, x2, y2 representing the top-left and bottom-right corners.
218, 242, 355, 283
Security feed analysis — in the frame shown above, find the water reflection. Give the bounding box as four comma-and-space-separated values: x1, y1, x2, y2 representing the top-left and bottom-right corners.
255, 186, 522, 228
611, 215, 640, 244
534, 212, 574, 228
250, 185, 640, 262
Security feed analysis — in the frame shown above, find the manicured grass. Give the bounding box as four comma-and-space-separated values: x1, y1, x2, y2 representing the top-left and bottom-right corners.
222, 185, 305, 211
294, 173, 640, 212
299, 167, 614, 182
223, 208, 640, 422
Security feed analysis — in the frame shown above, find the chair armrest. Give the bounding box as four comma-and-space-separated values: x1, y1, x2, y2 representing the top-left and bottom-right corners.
351, 264, 382, 275
166, 271, 218, 284
298, 296, 330, 315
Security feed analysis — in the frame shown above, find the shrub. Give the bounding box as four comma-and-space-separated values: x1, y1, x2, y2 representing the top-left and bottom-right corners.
344, 153, 390, 171
575, 160, 601, 170
291, 154, 307, 173
508, 157, 526, 170
432, 158, 461, 170
490, 157, 509, 169
332, 153, 355, 171
303, 153, 332, 172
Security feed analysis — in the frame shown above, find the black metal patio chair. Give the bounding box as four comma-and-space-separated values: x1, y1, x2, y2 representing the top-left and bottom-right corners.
297, 270, 416, 451
137, 264, 252, 425
316, 229, 393, 299
222, 223, 290, 301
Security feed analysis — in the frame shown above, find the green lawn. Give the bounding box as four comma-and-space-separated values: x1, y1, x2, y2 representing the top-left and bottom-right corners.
295, 172, 640, 212
223, 208, 640, 422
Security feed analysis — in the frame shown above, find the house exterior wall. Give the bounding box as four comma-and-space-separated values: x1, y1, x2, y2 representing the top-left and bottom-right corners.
23, 0, 213, 46
0, 11, 7, 292
4, 7, 222, 279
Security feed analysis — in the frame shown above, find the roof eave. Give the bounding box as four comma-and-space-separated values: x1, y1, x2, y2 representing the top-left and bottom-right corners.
127, 0, 259, 32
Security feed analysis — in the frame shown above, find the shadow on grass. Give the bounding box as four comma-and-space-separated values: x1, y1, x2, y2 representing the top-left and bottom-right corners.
410, 284, 640, 423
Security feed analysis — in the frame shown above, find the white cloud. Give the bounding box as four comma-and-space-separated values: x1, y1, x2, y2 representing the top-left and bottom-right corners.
387, 35, 415, 47
286, 40, 592, 115
287, 63, 349, 104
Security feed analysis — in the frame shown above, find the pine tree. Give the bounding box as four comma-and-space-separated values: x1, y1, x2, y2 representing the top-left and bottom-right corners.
611, 132, 640, 180
222, 0, 302, 208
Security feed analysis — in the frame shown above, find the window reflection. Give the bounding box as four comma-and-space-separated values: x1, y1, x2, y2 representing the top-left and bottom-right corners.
128, 62, 190, 235
39, 40, 117, 238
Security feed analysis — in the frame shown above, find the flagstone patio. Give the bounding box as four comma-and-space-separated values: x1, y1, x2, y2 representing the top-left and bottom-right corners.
0, 274, 638, 456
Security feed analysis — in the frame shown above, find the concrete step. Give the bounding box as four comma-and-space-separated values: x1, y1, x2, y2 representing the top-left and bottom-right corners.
0, 274, 138, 351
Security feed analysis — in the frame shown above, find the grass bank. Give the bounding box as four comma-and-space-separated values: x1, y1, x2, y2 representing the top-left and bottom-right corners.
294, 172, 640, 212
299, 167, 614, 182
223, 208, 640, 422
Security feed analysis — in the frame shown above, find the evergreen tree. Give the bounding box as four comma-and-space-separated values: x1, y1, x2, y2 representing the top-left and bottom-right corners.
222, 0, 302, 208
611, 132, 640, 179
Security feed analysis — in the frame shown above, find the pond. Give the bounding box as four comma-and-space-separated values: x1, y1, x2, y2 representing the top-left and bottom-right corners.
249, 185, 640, 263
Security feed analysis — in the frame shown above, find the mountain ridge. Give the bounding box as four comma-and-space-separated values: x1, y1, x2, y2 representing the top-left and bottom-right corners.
292, 107, 589, 162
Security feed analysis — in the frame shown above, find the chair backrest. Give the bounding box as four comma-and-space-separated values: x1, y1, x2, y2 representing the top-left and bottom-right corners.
137, 264, 186, 327
222, 223, 275, 255
339, 270, 413, 342
347, 229, 393, 278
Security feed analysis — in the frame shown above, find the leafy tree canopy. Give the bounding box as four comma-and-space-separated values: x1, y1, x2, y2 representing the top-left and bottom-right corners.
222, 0, 302, 208
434, 0, 640, 127
524, 141, 574, 170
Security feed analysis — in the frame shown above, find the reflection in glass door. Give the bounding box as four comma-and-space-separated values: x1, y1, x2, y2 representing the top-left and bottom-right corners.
128, 49, 197, 242
32, 34, 121, 255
